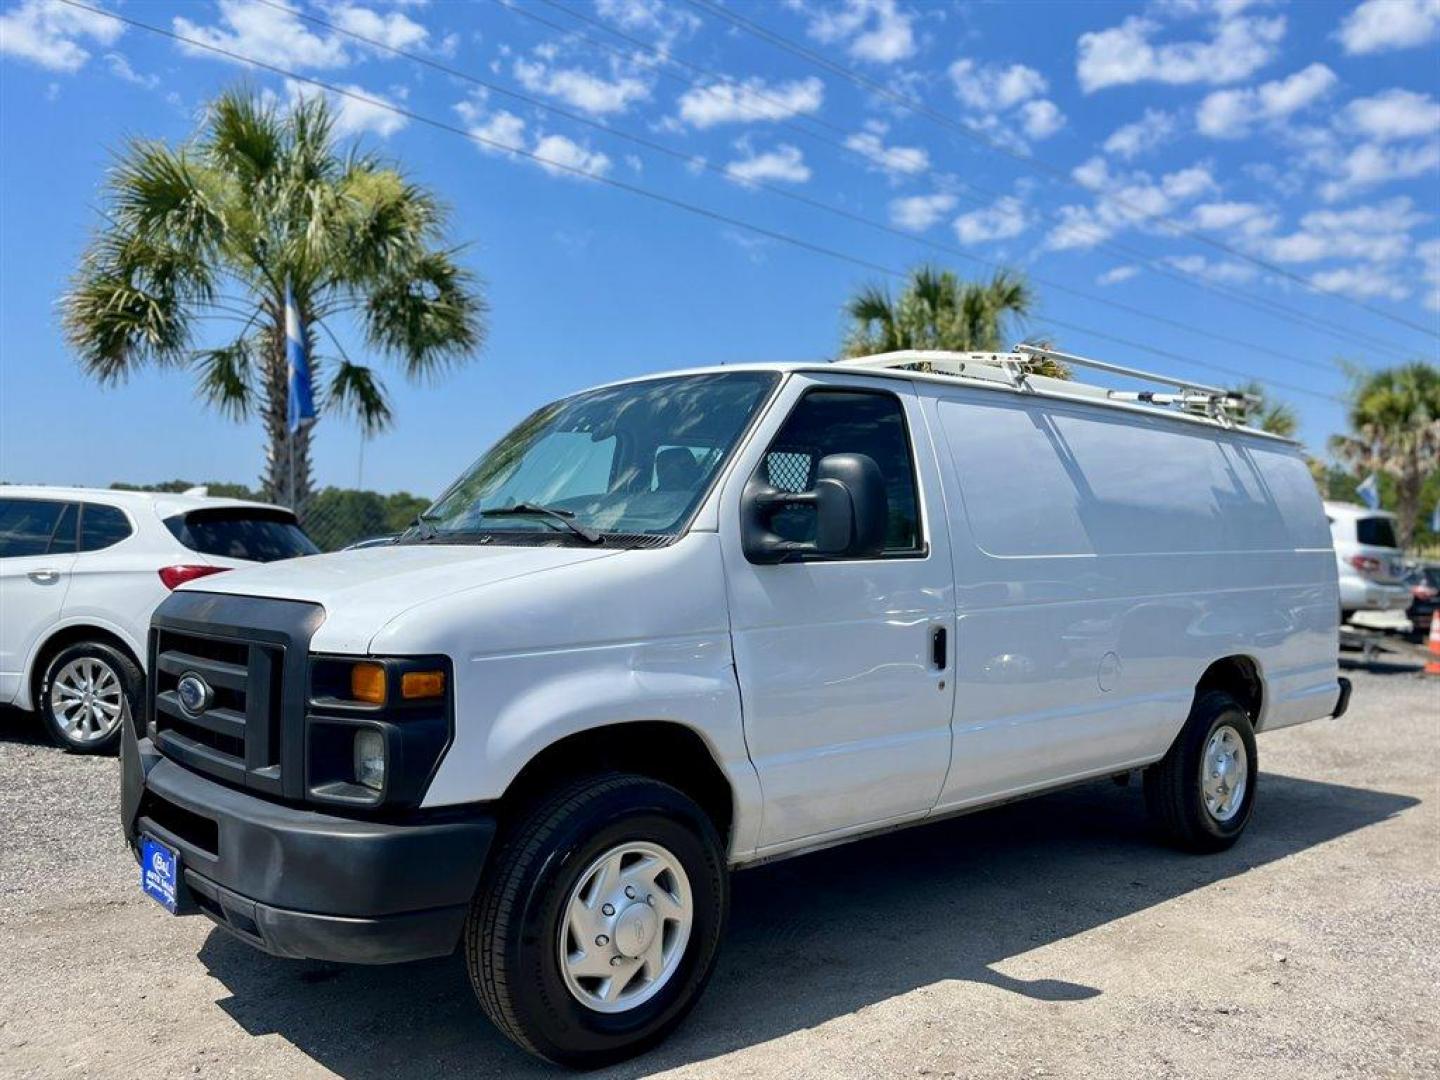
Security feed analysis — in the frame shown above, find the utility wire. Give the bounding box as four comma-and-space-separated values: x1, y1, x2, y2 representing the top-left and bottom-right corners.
503, 0, 1421, 361
56, 0, 1344, 406
256, 0, 1341, 378
682, 0, 1440, 341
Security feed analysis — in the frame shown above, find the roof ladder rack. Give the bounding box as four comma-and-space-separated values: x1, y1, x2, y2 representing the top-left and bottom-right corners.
836, 345, 1260, 427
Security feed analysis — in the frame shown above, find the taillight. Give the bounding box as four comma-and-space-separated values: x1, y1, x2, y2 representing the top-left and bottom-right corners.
158, 565, 230, 590
1415, 584, 1438, 600
1348, 555, 1383, 575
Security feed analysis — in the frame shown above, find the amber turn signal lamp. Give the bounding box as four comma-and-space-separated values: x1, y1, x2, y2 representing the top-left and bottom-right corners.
401, 670, 446, 700
350, 663, 387, 705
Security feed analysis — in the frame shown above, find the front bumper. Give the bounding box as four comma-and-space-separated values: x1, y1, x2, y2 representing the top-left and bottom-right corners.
121, 721, 495, 964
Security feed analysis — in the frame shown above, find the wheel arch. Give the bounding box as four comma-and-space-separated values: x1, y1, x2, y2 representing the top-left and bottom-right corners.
25, 621, 144, 712
495, 720, 737, 852
1193, 654, 1265, 728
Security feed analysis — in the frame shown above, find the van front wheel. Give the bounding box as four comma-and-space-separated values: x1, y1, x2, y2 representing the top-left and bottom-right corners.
465, 774, 728, 1067
1144, 691, 1258, 852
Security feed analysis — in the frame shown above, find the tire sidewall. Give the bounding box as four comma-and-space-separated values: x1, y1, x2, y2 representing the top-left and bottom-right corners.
1188, 696, 1258, 842
503, 785, 727, 1065
39, 642, 137, 755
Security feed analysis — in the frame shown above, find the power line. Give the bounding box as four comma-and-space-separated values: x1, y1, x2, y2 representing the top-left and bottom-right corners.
255, 0, 1340, 379
54, 0, 1344, 407
682, 0, 1440, 342
502, 0, 1421, 362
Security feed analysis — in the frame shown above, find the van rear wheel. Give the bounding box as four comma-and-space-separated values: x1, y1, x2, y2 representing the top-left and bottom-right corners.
1144, 690, 1257, 852
465, 773, 727, 1067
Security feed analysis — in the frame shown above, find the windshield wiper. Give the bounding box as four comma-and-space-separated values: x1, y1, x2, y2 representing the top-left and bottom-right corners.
407, 511, 444, 542
481, 503, 603, 544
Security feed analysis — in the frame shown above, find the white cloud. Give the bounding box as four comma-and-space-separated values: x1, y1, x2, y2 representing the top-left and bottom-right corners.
595, 0, 700, 53
1196, 63, 1337, 139
1318, 140, 1440, 201
175, 0, 349, 69
1019, 99, 1066, 140
796, 0, 916, 63
953, 195, 1030, 245
889, 193, 957, 231
1189, 200, 1278, 237
1103, 108, 1175, 159
1337, 0, 1440, 54
330, 3, 428, 51
1096, 265, 1140, 286
455, 97, 611, 179
1076, 9, 1285, 93
725, 142, 810, 185
1310, 265, 1410, 301
1417, 237, 1440, 311
285, 79, 406, 138
948, 58, 1047, 112
514, 57, 650, 115
1047, 161, 1217, 250
845, 121, 929, 176
676, 76, 824, 128
1260, 197, 1427, 263
0, 0, 123, 73
1343, 89, 1440, 142
103, 51, 158, 89
1162, 254, 1259, 285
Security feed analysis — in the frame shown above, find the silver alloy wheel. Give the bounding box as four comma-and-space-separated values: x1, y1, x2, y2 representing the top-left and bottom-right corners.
558, 841, 694, 1014
1201, 724, 1248, 823
48, 657, 127, 745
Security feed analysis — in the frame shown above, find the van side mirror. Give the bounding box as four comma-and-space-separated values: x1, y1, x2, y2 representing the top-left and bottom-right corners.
742, 453, 888, 564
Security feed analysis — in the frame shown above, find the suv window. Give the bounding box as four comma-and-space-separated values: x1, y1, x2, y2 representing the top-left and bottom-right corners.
0, 498, 76, 557
760, 389, 921, 553
1356, 516, 1398, 548
79, 503, 133, 552
165, 509, 319, 563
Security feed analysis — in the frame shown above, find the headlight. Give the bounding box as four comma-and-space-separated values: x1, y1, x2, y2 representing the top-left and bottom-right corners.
353, 729, 387, 791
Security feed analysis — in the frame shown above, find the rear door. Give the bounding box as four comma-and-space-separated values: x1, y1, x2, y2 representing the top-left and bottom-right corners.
1353, 515, 1406, 584
0, 499, 77, 702
59, 502, 164, 665
718, 373, 955, 851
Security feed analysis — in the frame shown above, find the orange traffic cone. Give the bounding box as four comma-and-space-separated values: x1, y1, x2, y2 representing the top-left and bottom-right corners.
1426, 609, 1440, 676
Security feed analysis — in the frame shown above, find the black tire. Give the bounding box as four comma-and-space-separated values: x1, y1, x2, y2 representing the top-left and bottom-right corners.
466, 773, 728, 1067
1144, 690, 1258, 853
37, 641, 140, 756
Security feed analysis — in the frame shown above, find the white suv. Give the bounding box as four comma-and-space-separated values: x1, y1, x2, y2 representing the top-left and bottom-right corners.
0, 486, 316, 753
1324, 501, 1411, 622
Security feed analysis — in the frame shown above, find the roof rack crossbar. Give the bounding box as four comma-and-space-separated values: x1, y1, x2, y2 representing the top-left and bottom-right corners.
834, 346, 1261, 428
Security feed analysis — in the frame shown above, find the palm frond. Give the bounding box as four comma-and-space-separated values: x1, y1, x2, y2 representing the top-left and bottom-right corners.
193, 337, 257, 420
363, 249, 487, 378
326, 359, 394, 434
204, 89, 282, 184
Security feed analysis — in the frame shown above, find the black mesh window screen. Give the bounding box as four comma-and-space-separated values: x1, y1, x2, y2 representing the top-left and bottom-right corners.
765, 449, 815, 493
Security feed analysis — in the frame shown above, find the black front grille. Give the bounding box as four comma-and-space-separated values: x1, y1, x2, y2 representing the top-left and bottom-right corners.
148, 591, 324, 800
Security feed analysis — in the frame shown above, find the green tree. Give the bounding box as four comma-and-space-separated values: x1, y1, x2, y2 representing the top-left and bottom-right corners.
1234, 381, 1299, 438
63, 89, 486, 512
1328, 362, 1440, 549
841, 266, 1065, 376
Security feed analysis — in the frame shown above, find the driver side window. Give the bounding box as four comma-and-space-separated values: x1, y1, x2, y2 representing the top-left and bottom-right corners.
760, 389, 922, 553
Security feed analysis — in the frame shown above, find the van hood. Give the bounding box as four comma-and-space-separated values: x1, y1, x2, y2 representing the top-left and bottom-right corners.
182, 543, 622, 653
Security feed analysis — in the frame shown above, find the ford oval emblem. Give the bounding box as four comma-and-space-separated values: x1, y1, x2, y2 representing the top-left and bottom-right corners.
176, 673, 212, 716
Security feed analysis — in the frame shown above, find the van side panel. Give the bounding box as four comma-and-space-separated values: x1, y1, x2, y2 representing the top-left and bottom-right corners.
924, 390, 1338, 810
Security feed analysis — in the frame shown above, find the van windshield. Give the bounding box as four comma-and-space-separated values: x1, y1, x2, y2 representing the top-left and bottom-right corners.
407, 372, 777, 544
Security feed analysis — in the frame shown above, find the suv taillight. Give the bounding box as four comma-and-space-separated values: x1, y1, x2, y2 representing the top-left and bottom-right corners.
158, 564, 230, 590
1348, 555, 1383, 575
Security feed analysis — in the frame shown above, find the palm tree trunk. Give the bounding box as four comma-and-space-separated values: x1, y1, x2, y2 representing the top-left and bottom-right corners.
1396, 460, 1421, 550
259, 318, 314, 513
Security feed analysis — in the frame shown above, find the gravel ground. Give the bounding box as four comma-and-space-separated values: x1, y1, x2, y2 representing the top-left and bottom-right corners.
1, 661, 1435, 1080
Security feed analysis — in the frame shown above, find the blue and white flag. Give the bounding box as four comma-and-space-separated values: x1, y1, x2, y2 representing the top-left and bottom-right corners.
285, 281, 316, 434
1356, 472, 1381, 510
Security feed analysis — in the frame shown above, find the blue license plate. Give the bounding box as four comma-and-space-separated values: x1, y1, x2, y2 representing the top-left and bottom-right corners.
140, 835, 179, 913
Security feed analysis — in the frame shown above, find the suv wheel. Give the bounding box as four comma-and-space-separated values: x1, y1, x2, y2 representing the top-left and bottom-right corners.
466, 773, 727, 1067
1144, 690, 1258, 852
39, 641, 139, 755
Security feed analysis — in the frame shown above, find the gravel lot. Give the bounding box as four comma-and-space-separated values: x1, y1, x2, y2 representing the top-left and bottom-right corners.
1, 661, 1435, 1080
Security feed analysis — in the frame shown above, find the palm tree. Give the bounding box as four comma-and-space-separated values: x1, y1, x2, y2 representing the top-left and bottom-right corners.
841, 266, 1065, 376
1328, 362, 1440, 548
63, 89, 487, 511
1234, 381, 1299, 438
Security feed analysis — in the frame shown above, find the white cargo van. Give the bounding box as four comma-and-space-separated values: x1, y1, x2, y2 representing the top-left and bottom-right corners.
121, 348, 1349, 1066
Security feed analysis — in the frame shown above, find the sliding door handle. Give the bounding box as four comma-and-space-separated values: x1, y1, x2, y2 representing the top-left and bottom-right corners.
930, 625, 948, 670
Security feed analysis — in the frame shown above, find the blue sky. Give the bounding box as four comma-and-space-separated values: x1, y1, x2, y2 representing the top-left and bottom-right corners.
1, 0, 1437, 496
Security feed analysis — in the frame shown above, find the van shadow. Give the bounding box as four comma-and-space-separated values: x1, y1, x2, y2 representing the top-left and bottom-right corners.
196, 771, 1417, 1078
